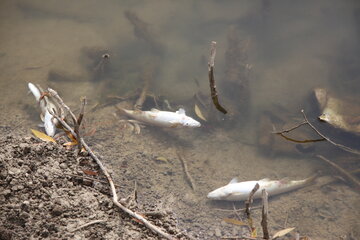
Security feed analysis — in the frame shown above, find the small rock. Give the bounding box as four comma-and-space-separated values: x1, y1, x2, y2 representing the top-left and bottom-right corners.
59, 163, 68, 169
51, 205, 64, 216
214, 227, 222, 237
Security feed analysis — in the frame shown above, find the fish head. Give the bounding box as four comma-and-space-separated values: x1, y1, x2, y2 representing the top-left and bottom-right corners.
181, 117, 201, 128
207, 186, 231, 200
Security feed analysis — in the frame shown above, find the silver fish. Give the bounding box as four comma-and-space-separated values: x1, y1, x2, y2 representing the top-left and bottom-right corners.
117, 107, 201, 128
207, 176, 316, 201
28, 83, 59, 136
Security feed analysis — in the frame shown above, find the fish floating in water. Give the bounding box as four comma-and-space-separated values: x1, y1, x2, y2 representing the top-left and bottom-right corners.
116, 107, 201, 128
28, 83, 59, 136
207, 176, 316, 201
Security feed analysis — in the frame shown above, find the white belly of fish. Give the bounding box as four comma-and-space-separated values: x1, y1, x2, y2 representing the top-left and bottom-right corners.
207, 177, 314, 201
122, 108, 201, 128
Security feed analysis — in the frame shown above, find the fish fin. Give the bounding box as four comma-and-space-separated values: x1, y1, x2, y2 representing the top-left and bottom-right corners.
176, 108, 186, 115
151, 108, 160, 112
228, 178, 239, 184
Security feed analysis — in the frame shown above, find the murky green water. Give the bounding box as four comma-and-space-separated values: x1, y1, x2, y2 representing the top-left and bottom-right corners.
0, 1, 359, 239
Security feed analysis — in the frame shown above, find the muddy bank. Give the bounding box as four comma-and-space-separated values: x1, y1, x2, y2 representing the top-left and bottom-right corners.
0, 132, 185, 240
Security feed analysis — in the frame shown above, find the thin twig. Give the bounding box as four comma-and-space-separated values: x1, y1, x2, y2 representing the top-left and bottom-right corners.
80, 138, 175, 239
48, 88, 83, 151
52, 91, 176, 240
316, 155, 360, 190
260, 190, 269, 240
134, 64, 153, 110
271, 121, 307, 134
208, 41, 227, 114
214, 206, 262, 212
69, 219, 106, 233
245, 183, 259, 236
245, 183, 259, 218
276, 133, 324, 143
176, 150, 196, 190
301, 109, 360, 155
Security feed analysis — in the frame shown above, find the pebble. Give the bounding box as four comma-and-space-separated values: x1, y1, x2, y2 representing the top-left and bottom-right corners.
214, 227, 222, 237
59, 163, 68, 169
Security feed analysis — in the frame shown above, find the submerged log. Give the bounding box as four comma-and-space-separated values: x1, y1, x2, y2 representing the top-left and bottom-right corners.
219, 26, 251, 126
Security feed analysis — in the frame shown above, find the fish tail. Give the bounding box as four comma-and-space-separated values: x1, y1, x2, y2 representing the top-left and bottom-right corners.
114, 105, 128, 116
28, 83, 41, 102
303, 174, 317, 185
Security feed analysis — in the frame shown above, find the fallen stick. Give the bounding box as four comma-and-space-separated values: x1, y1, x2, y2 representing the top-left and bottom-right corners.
244, 183, 259, 236
260, 190, 269, 240
208, 41, 227, 114
301, 109, 360, 155
69, 219, 106, 233
50, 89, 176, 240
134, 63, 154, 110
316, 155, 360, 190
176, 150, 196, 190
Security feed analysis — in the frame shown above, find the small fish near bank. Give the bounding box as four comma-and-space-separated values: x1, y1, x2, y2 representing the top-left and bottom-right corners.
28, 83, 61, 136
116, 107, 201, 128
207, 176, 316, 201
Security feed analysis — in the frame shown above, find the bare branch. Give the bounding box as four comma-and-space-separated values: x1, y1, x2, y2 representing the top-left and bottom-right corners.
316, 155, 360, 190
208, 41, 227, 114
261, 190, 269, 239
301, 109, 360, 155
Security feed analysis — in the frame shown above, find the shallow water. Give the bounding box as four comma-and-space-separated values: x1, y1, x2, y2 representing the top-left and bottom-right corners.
0, 0, 359, 239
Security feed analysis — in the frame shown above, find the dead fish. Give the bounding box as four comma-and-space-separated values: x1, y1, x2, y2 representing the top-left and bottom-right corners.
117, 107, 201, 128
207, 176, 316, 201
28, 83, 59, 136
314, 88, 360, 135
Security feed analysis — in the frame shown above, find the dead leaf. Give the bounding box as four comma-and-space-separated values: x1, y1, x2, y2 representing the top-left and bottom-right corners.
223, 218, 247, 226
63, 141, 78, 146
31, 129, 56, 143
194, 104, 207, 121
82, 169, 98, 176
155, 156, 168, 163
272, 227, 295, 239
251, 228, 257, 237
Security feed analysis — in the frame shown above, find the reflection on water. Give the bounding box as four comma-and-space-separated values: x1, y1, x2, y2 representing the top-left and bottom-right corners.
0, 0, 359, 239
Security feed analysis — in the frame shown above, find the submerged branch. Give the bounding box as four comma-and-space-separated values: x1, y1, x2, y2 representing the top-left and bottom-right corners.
316, 155, 360, 190
301, 110, 360, 155
208, 41, 227, 114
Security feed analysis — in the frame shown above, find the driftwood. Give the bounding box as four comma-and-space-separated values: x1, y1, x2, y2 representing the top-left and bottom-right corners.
260, 190, 269, 239
208, 41, 227, 114
124, 10, 163, 55
48, 88, 176, 240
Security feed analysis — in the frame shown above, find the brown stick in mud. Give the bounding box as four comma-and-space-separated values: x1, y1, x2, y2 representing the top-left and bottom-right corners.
208, 41, 227, 114
134, 63, 155, 110
261, 189, 270, 240
50, 89, 176, 240
244, 183, 259, 235
176, 150, 196, 190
